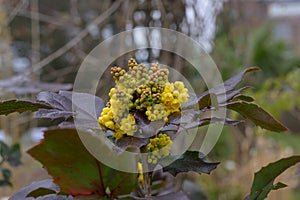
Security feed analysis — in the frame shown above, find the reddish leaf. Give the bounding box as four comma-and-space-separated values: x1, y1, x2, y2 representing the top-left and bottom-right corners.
27, 128, 136, 197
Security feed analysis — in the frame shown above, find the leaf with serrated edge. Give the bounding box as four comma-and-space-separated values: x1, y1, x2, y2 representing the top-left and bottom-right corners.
225, 101, 287, 132
249, 156, 300, 200
9, 179, 60, 200
161, 151, 219, 176
27, 128, 136, 197
183, 67, 260, 109
0, 99, 52, 116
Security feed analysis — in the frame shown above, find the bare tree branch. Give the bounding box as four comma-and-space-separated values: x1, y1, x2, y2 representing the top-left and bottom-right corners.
7, 0, 28, 24
29, 0, 124, 75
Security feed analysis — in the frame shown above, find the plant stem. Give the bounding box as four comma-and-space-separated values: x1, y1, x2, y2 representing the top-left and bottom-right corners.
94, 158, 106, 196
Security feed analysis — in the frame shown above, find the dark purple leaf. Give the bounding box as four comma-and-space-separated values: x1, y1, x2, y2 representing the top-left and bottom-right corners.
159, 124, 179, 132
162, 151, 219, 176
9, 179, 60, 200
198, 93, 218, 110
181, 118, 241, 130
134, 111, 165, 138
231, 94, 254, 102
115, 136, 148, 152
34, 109, 73, 119
0, 99, 52, 116
225, 101, 288, 132
59, 91, 105, 119
217, 86, 252, 104
132, 191, 189, 200
212, 66, 259, 93
35, 91, 105, 121
183, 67, 260, 109
168, 110, 198, 125
37, 92, 72, 111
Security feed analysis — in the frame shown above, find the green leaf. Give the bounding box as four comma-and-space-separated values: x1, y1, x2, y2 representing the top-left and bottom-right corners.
272, 182, 287, 190
0, 99, 52, 116
0, 140, 9, 158
0, 179, 12, 187
2, 168, 11, 180
249, 155, 300, 200
7, 143, 22, 167
27, 128, 136, 197
161, 151, 219, 176
226, 101, 288, 132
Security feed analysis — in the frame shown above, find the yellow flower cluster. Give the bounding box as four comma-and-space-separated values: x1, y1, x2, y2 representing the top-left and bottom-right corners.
147, 133, 173, 164
145, 104, 168, 122
98, 107, 116, 130
98, 58, 189, 140
99, 88, 136, 140
161, 82, 189, 114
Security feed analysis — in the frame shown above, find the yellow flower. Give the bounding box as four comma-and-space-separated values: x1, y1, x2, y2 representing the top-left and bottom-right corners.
147, 133, 172, 164
120, 114, 136, 136
137, 162, 145, 189
146, 104, 168, 122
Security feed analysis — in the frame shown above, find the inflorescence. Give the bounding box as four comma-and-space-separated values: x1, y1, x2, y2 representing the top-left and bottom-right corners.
98, 58, 188, 162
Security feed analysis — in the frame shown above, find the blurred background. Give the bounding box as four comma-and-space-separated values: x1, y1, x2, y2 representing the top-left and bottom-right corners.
0, 0, 300, 199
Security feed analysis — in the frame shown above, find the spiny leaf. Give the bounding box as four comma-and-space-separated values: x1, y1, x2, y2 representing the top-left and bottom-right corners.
9, 179, 60, 200
27, 128, 136, 197
35, 91, 105, 121
218, 66, 260, 92
0, 99, 52, 116
217, 86, 252, 104
231, 94, 254, 102
249, 155, 300, 200
225, 101, 288, 132
183, 67, 260, 108
181, 117, 241, 130
161, 151, 219, 176
37, 91, 72, 111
